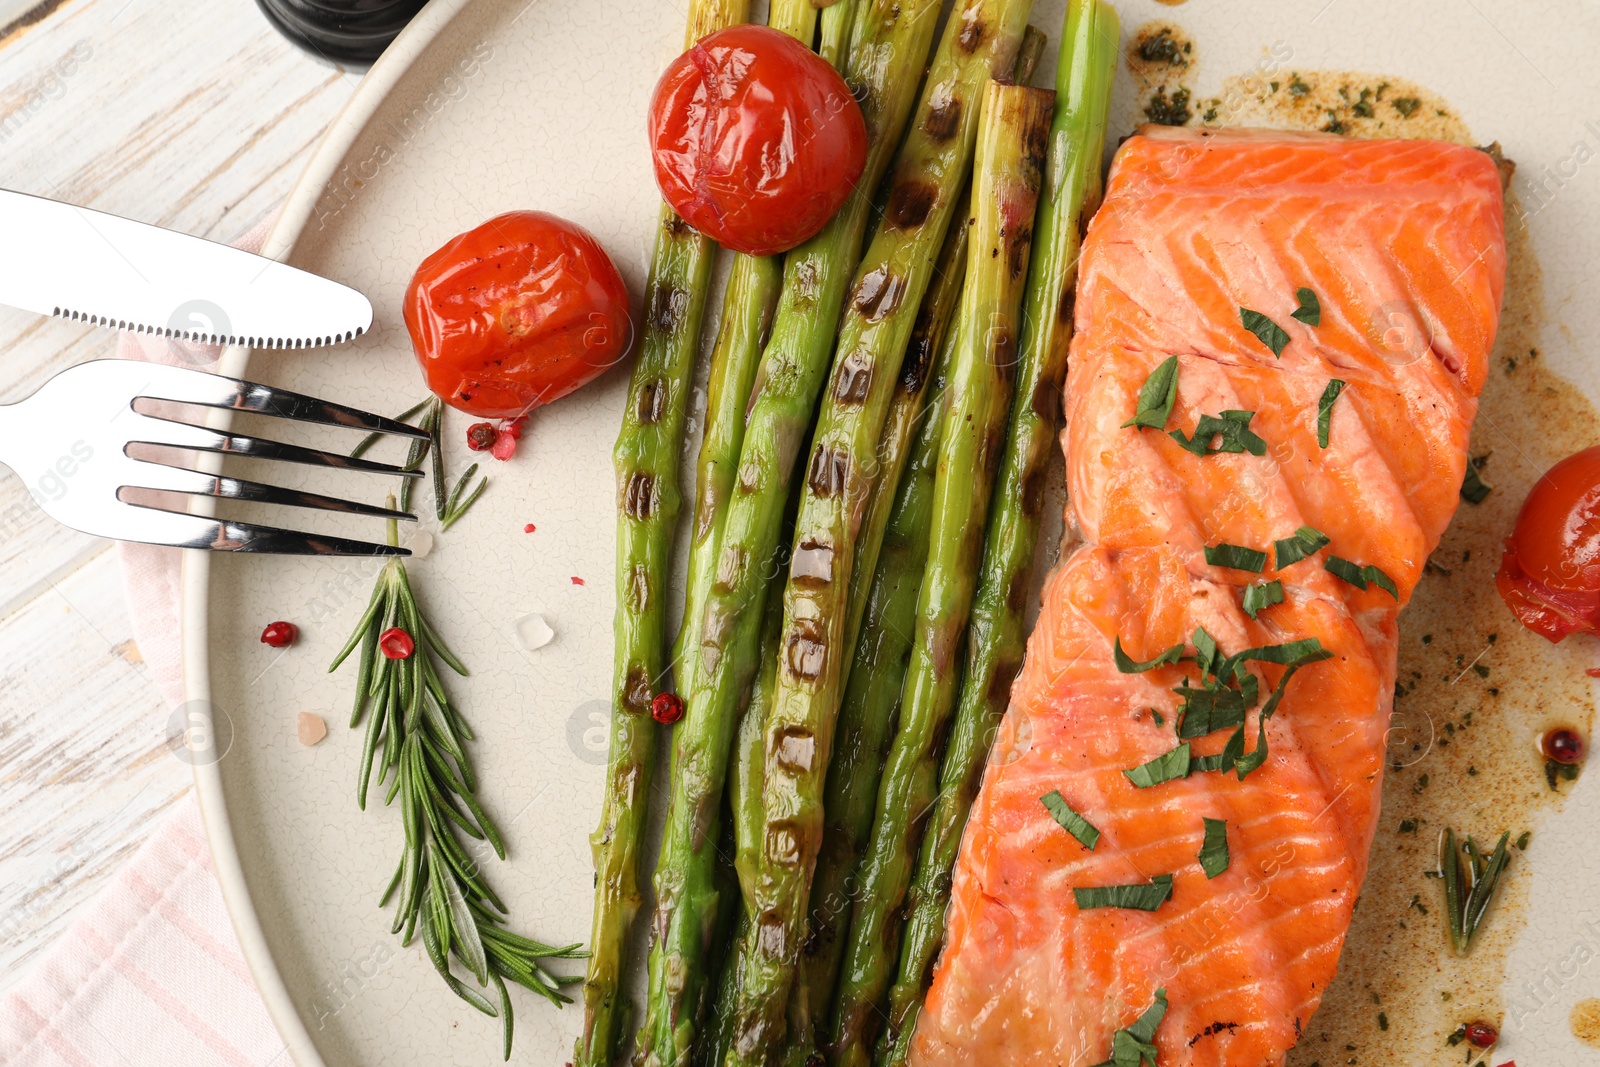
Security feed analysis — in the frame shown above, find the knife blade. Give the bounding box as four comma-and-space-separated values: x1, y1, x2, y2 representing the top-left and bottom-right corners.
0, 188, 373, 349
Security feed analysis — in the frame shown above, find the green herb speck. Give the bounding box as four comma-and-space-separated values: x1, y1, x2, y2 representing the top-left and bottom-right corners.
1461, 462, 1492, 504
1137, 28, 1186, 66
1123, 356, 1180, 430
1240, 307, 1291, 357
1144, 86, 1192, 127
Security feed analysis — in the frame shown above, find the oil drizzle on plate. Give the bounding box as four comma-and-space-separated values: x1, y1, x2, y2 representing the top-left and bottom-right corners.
1572, 998, 1600, 1048
1119, 27, 1600, 1066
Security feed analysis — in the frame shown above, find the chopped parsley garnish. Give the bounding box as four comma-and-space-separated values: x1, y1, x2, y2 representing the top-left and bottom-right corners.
1325, 556, 1400, 598
1191, 727, 1246, 773
1113, 636, 1185, 674
1205, 542, 1268, 573
1090, 987, 1169, 1067
1170, 409, 1267, 457
1192, 639, 1332, 779
1292, 287, 1321, 326
1074, 875, 1174, 913
1224, 641, 1333, 778
1242, 580, 1284, 619
1136, 28, 1185, 65
1128, 632, 1332, 784
1240, 307, 1290, 357
1316, 379, 1345, 448
1273, 525, 1330, 568
1221, 637, 1333, 678
1198, 818, 1230, 878
1392, 95, 1421, 117
1461, 462, 1492, 504
1175, 683, 1247, 739
1234, 721, 1273, 778
1144, 86, 1192, 127
1190, 626, 1221, 679
1123, 744, 1192, 787
1123, 356, 1179, 429
1041, 791, 1100, 850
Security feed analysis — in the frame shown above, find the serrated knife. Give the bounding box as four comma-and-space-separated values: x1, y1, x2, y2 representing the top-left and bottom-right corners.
0, 188, 372, 348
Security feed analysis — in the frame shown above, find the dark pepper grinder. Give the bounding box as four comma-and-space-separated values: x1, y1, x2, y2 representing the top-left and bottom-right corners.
255, 0, 430, 68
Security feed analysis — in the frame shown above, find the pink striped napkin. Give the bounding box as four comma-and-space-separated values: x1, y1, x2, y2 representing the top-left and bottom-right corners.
0, 797, 285, 1067
0, 219, 288, 1066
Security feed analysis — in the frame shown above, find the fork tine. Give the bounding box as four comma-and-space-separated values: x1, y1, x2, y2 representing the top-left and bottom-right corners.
126, 412, 426, 478
122, 459, 418, 521
121, 361, 430, 440
111, 501, 410, 556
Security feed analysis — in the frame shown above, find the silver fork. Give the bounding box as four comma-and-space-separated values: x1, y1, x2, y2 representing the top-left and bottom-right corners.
0, 359, 428, 555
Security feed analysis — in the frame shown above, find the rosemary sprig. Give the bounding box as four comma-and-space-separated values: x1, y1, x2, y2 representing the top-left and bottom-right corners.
1435, 827, 1511, 955
330, 511, 581, 1057
350, 397, 488, 525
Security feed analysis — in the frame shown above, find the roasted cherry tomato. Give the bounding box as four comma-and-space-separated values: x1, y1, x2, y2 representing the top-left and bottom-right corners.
1497, 444, 1600, 641
648, 24, 867, 256
404, 211, 632, 420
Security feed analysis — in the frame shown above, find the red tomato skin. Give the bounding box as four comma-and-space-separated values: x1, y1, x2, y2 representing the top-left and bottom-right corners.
1497, 445, 1600, 642
1496, 538, 1600, 642
404, 211, 632, 420
649, 25, 868, 257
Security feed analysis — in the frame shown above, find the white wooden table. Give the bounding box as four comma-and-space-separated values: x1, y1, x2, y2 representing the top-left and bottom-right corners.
0, 0, 359, 990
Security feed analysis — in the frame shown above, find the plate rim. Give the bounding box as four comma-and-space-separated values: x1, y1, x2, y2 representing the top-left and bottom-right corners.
180, 2, 477, 1063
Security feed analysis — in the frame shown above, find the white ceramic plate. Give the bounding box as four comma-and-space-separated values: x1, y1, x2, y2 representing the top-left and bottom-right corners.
183, 2, 1600, 1065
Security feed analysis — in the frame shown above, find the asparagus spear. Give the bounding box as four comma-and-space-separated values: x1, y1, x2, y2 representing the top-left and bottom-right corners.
670, 254, 783, 689
649, 6, 825, 1043
646, 2, 938, 1063
733, 569, 790, 907
696, 905, 751, 1067
784, 227, 967, 1058
827, 80, 1055, 1067
699, 584, 786, 1067
793, 59, 1035, 1030
641, 6, 833, 1064
732, 4, 1034, 1061
796, 321, 958, 1052
837, 22, 1043, 694
876, 8, 1116, 1058
667, 0, 821, 702
818, 0, 855, 69
579, 3, 752, 1063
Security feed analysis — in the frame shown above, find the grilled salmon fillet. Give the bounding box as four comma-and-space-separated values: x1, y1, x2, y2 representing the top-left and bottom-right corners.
909, 127, 1506, 1066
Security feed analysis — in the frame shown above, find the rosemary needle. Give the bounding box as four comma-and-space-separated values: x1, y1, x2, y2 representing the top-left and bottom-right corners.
331, 509, 582, 1057
442, 470, 488, 531
350, 397, 489, 528
350, 397, 432, 460
1436, 827, 1511, 955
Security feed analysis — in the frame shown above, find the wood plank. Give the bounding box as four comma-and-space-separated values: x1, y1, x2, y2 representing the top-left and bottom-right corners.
0, 547, 184, 989
0, 0, 359, 978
